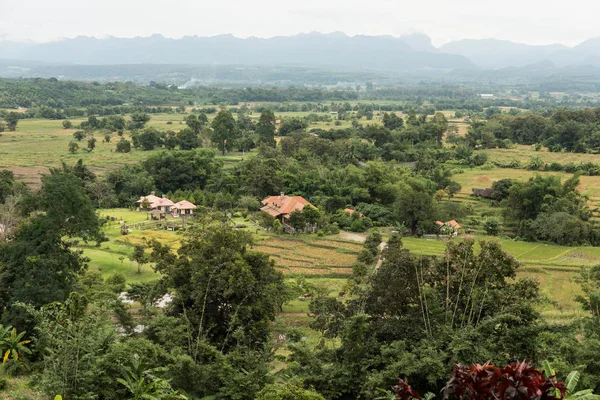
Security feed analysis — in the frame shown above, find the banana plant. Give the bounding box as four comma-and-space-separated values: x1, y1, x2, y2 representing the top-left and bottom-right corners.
118, 353, 187, 400
0, 326, 31, 364
564, 371, 600, 400
543, 361, 600, 400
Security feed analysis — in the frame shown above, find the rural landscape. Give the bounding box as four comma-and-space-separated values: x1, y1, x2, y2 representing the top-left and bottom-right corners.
7, 1, 600, 398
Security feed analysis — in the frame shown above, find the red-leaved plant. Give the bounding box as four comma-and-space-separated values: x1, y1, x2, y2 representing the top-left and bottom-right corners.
392, 378, 422, 400
392, 361, 567, 400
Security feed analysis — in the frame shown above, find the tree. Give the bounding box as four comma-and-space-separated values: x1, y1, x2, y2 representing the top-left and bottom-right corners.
0, 170, 16, 204
0, 197, 99, 326
163, 130, 179, 150
257, 379, 324, 400
24, 293, 118, 399
197, 112, 208, 126
129, 112, 151, 130
185, 114, 204, 134
62, 120, 73, 129
289, 210, 306, 233
86, 179, 115, 208
5, 112, 19, 131
382, 112, 404, 130
211, 109, 239, 155
87, 136, 97, 152
73, 131, 85, 141
129, 244, 148, 274
34, 172, 103, 240
177, 128, 200, 150
483, 217, 502, 236
149, 216, 286, 350
256, 110, 277, 148
116, 138, 132, 153
142, 150, 222, 193
298, 239, 540, 397
278, 118, 307, 136
395, 186, 437, 235
137, 128, 163, 151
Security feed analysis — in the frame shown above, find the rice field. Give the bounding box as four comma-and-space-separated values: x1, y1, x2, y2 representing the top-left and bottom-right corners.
252, 236, 360, 276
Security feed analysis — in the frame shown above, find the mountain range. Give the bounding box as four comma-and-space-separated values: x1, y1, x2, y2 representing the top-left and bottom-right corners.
4, 32, 600, 76
0, 33, 472, 72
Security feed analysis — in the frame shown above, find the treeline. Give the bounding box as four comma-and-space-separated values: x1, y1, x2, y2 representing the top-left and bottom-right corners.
466, 107, 600, 152
0, 78, 358, 109
489, 175, 599, 245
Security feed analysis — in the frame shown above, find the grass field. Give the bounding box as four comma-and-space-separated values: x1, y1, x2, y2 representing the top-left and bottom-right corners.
0, 116, 253, 186
486, 145, 600, 166
253, 236, 362, 276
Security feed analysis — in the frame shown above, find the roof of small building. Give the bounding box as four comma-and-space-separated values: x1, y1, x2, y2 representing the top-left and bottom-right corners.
173, 200, 197, 210
447, 220, 461, 229
344, 208, 364, 217
261, 193, 314, 218
436, 220, 461, 230
135, 194, 175, 208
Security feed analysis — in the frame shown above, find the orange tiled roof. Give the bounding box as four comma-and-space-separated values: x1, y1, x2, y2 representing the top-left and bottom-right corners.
173, 200, 197, 210
261, 194, 314, 218
344, 208, 364, 217
436, 220, 461, 229
447, 220, 461, 229
135, 194, 175, 209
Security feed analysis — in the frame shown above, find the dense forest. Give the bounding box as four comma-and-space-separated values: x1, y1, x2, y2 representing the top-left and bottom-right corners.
4, 78, 600, 113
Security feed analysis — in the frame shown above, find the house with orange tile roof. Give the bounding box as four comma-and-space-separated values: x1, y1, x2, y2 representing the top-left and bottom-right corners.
134, 191, 175, 214
261, 192, 314, 225
134, 192, 197, 219
172, 200, 197, 217
435, 220, 462, 236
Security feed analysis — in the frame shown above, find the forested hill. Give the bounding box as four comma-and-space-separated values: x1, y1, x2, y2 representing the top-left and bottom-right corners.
0, 33, 475, 71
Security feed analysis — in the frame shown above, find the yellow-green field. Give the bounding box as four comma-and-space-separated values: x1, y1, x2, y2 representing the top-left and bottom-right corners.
0, 116, 250, 187
451, 167, 600, 213
486, 146, 600, 166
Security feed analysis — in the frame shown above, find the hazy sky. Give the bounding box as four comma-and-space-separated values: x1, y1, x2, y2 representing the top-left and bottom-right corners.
2, 0, 600, 46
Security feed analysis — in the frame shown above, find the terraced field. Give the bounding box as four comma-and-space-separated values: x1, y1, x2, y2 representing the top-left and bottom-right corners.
253, 236, 362, 276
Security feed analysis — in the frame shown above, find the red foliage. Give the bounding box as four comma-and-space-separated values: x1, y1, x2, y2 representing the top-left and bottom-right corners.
442, 361, 566, 400
392, 378, 422, 400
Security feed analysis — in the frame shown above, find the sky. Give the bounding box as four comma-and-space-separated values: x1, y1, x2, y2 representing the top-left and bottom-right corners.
2, 0, 600, 47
